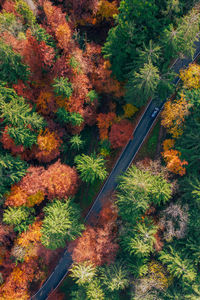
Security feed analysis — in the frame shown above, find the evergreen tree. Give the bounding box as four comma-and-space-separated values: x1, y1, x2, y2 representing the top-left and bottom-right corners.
100, 261, 129, 292
86, 279, 105, 300
70, 262, 96, 286
0, 86, 46, 148
137, 40, 161, 65
69, 135, 85, 151
56, 108, 84, 127
0, 153, 28, 199
122, 220, 158, 257
53, 77, 73, 99
159, 246, 197, 283
74, 153, 108, 184
41, 199, 84, 250
125, 61, 160, 107
0, 40, 30, 84
3, 206, 35, 233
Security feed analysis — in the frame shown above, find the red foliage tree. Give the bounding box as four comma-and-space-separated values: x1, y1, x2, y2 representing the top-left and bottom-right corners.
109, 119, 133, 148
41, 159, 79, 200
23, 31, 55, 80
69, 201, 119, 266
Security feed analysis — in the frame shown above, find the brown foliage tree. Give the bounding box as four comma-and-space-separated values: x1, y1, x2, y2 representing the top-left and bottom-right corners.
69, 201, 119, 266
109, 119, 133, 148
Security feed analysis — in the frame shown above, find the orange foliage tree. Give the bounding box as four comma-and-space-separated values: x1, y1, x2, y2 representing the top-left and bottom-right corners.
161, 95, 190, 138
5, 166, 46, 207
34, 129, 62, 163
109, 119, 133, 148
69, 201, 119, 266
41, 159, 79, 200
55, 23, 71, 51
36, 90, 57, 115
97, 0, 118, 23
97, 112, 116, 140
162, 149, 188, 176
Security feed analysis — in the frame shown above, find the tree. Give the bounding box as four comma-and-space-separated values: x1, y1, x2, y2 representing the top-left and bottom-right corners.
70, 262, 96, 285
162, 9, 200, 59
74, 153, 108, 184
179, 63, 200, 89
0, 153, 28, 199
159, 246, 197, 283
109, 119, 133, 149
125, 61, 160, 107
122, 219, 158, 257
116, 165, 172, 224
3, 206, 35, 233
97, 112, 116, 141
42, 160, 79, 200
100, 261, 129, 291
69, 135, 85, 151
0, 40, 30, 84
15, 0, 36, 27
162, 149, 188, 176
53, 77, 73, 99
41, 199, 84, 250
0, 86, 46, 148
55, 23, 71, 51
56, 108, 84, 127
161, 95, 190, 138
86, 279, 105, 300
69, 202, 119, 266
35, 129, 62, 163
137, 40, 161, 65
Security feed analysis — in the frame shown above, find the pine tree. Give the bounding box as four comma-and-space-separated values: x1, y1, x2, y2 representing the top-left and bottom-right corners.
125, 61, 160, 107
159, 246, 197, 283
3, 206, 35, 233
70, 262, 96, 285
122, 220, 158, 257
0, 40, 30, 84
56, 108, 84, 127
137, 40, 161, 65
74, 153, 108, 184
41, 199, 84, 250
69, 135, 85, 151
100, 261, 129, 292
0, 153, 28, 199
53, 77, 73, 99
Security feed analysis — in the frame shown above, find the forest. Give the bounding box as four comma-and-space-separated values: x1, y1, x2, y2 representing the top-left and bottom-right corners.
0, 0, 199, 299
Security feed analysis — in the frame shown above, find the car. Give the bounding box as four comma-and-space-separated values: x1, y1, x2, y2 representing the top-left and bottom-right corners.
151, 107, 159, 118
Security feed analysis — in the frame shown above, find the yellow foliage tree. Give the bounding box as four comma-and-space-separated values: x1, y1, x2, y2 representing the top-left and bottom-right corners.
55, 23, 71, 51
179, 63, 200, 89
123, 103, 138, 118
161, 95, 190, 138
97, 0, 118, 22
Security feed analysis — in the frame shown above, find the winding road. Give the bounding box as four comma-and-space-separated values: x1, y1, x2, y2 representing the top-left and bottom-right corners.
31, 39, 200, 300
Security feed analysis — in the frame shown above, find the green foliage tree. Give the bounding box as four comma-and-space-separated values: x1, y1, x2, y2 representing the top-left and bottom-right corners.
53, 77, 73, 99
3, 206, 35, 233
74, 153, 108, 184
137, 40, 161, 65
32, 24, 57, 49
86, 279, 105, 300
122, 219, 158, 257
69, 135, 85, 151
70, 262, 96, 286
116, 165, 171, 224
162, 9, 200, 59
0, 153, 28, 199
159, 246, 197, 283
86, 90, 98, 103
15, 0, 36, 27
41, 199, 84, 250
0, 12, 24, 37
125, 61, 160, 107
0, 40, 30, 84
100, 261, 129, 292
56, 108, 84, 127
0, 87, 46, 148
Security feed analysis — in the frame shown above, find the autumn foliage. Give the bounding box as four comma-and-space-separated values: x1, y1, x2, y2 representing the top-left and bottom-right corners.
97, 112, 116, 140
162, 148, 188, 176
109, 119, 133, 148
179, 63, 200, 89
69, 201, 119, 266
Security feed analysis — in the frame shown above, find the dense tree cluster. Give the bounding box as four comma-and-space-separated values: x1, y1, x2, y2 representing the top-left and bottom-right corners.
0, 0, 199, 299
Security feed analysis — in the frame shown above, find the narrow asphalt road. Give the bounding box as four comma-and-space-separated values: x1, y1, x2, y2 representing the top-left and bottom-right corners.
31, 39, 200, 300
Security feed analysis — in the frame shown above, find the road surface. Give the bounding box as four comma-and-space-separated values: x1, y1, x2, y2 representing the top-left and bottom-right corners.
31, 39, 200, 300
